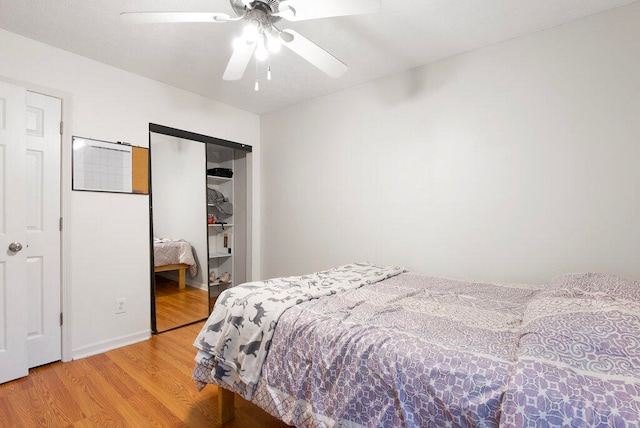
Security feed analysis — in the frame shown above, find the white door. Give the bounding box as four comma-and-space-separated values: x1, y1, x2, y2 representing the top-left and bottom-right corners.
25, 91, 62, 368
0, 81, 29, 383
0, 82, 61, 384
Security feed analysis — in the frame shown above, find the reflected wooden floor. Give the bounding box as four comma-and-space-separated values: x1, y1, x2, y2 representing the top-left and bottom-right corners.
155, 275, 209, 332
0, 322, 289, 427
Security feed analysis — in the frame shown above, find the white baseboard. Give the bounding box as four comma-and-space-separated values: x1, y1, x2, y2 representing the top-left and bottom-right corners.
189, 279, 208, 291
71, 330, 151, 360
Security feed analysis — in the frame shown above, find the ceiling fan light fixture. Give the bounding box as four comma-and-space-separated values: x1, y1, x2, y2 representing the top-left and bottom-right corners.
121, 0, 383, 83
232, 37, 246, 50
267, 34, 281, 53
242, 21, 260, 43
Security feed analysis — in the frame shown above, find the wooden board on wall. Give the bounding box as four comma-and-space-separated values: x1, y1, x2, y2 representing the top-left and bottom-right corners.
132, 146, 149, 194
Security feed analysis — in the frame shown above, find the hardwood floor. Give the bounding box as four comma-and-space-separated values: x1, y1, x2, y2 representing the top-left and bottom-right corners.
0, 322, 289, 428
155, 275, 209, 332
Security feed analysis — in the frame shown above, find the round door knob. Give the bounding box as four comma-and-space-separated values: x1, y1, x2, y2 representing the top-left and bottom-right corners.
8, 242, 23, 252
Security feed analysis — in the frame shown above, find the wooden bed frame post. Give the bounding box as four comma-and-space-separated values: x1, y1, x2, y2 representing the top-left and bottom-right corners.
218, 387, 235, 423
154, 264, 188, 289
178, 266, 186, 290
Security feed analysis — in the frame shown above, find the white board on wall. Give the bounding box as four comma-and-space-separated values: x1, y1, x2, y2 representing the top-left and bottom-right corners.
72, 136, 132, 193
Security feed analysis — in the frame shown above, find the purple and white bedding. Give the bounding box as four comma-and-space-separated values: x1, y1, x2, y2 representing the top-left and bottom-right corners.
153, 238, 197, 276
193, 262, 405, 398
192, 269, 640, 427
501, 273, 640, 426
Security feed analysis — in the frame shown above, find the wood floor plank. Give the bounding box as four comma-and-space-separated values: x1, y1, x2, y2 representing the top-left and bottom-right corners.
87, 353, 137, 401
0, 321, 288, 428
5, 387, 59, 427
155, 276, 209, 332
84, 370, 163, 427
29, 363, 84, 426
0, 395, 19, 427
51, 362, 107, 424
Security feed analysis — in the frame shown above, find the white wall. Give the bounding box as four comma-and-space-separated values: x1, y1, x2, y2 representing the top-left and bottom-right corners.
0, 29, 260, 358
260, 2, 640, 284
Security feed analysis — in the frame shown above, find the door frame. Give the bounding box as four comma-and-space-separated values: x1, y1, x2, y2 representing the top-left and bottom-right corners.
1, 76, 73, 362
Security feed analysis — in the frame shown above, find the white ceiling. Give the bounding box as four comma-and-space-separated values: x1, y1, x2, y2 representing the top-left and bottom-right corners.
0, 0, 636, 114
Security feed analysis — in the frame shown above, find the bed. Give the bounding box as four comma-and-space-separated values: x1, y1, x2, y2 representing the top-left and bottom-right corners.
153, 238, 198, 289
192, 262, 640, 427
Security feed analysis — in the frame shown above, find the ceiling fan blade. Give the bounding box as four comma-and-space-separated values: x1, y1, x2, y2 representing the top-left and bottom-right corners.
280, 30, 347, 78
223, 42, 257, 81
120, 12, 232, 23
277, 0, 380, 21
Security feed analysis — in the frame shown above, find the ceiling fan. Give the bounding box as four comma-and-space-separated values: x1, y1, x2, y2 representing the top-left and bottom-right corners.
121, 0, 380, 86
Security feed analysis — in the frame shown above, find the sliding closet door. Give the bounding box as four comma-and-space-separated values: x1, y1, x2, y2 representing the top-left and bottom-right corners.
150, 132, 209, 332
148, 124, 252, 332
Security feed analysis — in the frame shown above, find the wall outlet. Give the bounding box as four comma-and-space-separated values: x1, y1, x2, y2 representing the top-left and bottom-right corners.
115, 298, 126, 314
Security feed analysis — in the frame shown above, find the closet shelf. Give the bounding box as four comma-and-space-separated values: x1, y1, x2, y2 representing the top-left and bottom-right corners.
207, 175, 233, 185
208, 223, 234, 228
209, 252, 232, 259
209, 280, 233, 287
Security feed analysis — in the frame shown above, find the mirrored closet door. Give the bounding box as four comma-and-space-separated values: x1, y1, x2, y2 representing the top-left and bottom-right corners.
149, 124, 252, 333
150, 131, 209, 332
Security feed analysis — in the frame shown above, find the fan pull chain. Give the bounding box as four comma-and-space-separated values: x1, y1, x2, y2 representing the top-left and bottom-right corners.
267, 64, 272, 80
254, 58, 260, 91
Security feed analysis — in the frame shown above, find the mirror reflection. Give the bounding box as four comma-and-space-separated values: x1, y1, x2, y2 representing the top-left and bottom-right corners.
150, 133, 209, 332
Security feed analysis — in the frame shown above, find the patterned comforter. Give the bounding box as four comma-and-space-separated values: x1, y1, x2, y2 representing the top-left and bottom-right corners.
153, 238, 197, 276
193, 270, 640, 427
193, 262, 405, 398
501, 273, 640, 426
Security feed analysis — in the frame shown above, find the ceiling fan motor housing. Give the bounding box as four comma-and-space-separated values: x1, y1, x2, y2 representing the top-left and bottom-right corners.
231, 0, 282, 22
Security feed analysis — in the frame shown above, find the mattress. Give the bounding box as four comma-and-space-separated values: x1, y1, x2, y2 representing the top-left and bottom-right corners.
153, 238, 197, 277
193, 267, 640, 427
